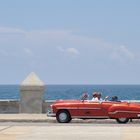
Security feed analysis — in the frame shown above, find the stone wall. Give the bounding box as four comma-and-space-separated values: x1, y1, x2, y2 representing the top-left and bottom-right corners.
0, 100, 54, 114
0, 100, 19, 113
0, 100, 140, 114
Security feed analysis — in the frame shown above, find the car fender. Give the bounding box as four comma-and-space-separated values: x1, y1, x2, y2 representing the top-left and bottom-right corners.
108, 102, 140, 118
108, 104, 130, 118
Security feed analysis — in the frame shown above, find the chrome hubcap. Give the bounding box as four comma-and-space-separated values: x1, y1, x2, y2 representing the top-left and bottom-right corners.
119, 118, 127, 121
59, 113, 67, 121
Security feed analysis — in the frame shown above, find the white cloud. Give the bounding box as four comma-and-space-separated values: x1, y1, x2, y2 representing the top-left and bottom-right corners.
66, 48, 80, 55
120, 45, 134, 59
25, 29, 72, 42
0, 27, 26, 34
57, 46, 65, 52
23, 48, 34, 57
0, 26, 138, 64
0, 26, 140, 84
57, 46, 80, 56
0, 27, 118, 49
111, 45, 135, 62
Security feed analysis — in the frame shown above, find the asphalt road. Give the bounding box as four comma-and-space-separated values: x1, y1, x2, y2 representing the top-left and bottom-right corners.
0, 121, 140, 140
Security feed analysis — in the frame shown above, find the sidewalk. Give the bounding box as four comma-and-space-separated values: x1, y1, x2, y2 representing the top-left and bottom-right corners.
0, 114, 115, 123
0, 114, 140, 124
0, 114, 56, 122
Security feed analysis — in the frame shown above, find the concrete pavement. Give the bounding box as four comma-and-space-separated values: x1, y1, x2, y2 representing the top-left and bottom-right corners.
0, 114, 140, 140
0, 123, 140, 140
0, 114, 54, 122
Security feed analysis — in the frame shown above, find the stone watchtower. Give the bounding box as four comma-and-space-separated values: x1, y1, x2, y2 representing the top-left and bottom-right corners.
20, 72, 45, 113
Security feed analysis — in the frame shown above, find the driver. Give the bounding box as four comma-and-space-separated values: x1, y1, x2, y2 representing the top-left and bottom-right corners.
97, 92, 103, 101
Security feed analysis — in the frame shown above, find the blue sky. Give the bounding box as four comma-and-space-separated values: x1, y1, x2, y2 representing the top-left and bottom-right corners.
0, 0, 140, 84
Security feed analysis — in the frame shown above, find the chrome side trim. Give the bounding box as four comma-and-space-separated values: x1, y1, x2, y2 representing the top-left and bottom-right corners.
57, 107, 78, 109
79, 108, 101, 110
57, 107, 101, 110
109, 110, 140, 115
72, 116, 109, 119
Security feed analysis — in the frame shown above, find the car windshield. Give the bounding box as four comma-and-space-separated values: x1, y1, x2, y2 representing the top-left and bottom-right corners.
80, 93, 88, 101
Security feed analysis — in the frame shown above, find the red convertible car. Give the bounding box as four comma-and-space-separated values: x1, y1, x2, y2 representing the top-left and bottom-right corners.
47, 94, 140, 123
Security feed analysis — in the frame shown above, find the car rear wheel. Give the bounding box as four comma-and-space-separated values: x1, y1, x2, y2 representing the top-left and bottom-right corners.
56, 110, 71, 123
116, 118, 129, 124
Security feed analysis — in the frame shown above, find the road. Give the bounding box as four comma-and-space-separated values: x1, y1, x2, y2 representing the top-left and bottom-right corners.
0, 121, 140, 140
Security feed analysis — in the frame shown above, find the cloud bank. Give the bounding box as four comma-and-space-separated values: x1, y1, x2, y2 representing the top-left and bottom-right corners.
0, 26, 137, 63
0, 26, 139, 84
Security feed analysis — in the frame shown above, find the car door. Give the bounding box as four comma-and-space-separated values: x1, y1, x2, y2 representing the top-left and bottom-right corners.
78, 101, 108, 118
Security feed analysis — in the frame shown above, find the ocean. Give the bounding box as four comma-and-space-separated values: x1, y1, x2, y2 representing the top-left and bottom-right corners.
0, 85, 140, 100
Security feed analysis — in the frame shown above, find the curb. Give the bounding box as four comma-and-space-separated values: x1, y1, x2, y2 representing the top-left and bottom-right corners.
0, 119, 57, 123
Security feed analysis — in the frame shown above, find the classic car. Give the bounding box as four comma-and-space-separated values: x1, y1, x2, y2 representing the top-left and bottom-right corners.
47, 94, 140, 123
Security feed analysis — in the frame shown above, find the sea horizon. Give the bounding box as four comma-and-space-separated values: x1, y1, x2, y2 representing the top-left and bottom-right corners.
0, 85, 140, 100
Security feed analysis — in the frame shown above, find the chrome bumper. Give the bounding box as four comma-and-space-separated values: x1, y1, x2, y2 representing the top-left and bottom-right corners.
47, 111, 56, 117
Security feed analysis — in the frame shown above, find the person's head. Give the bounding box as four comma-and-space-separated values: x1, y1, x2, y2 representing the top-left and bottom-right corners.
92, 92, 98, 98
98, 92, 102, 99
111, 96, 118, 101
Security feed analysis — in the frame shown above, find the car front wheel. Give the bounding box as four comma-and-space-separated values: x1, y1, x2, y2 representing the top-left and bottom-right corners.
116, 118, 129, 124
56, 110, 71, 123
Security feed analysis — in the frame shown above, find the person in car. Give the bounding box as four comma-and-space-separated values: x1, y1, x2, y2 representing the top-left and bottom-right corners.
110, 96, 120, 102
91, 92, 99, 101
97, 92, 103, 101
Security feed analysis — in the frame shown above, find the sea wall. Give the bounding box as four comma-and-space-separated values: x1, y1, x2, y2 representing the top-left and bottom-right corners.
0, 100, 54, 114
0, 100, 140, 114
0, 100, 19, 113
